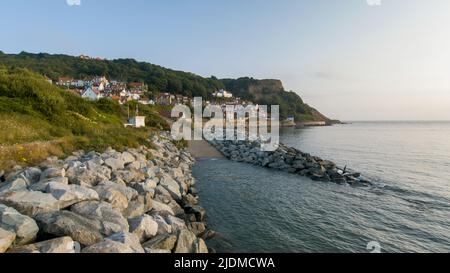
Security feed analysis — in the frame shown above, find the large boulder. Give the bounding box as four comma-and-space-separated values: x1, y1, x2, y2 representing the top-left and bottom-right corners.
81, 239, 134, 253
121, 152, 136, 165
185, 205, 206, 222
8, 237, 81, 253
142, 233, 177, 252
0, 227, 15, 253
71, 201, 129, 236
165, 215, 187, 232
0, 191, 60, 217
94, 184, 129, 212
151, 200, 175, 216
35, 211, 103, 246
122, 198, 146, 219
40, 167, 65, 181
130, 179, 157, 195
128, 215, 158, 243
45, 182, 99, 209
0, 204, 39, 245
173, 229, 198, 253
29, 177, 68, 192
158, 173, 182, 201
95, 181, 138, 201
152, 214, 172, 235
0, 177, 29, 195
66, 163, 100, 186
107, 232, 144, 253
104, 157, 125, 171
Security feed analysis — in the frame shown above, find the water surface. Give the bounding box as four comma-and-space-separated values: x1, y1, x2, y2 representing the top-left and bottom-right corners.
193, 122, 450, 253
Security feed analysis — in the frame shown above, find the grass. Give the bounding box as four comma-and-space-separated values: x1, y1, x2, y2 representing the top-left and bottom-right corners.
0, 66, 168, 171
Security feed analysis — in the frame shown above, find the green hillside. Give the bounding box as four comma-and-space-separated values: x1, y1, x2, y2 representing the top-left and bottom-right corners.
0, 66, 168, 170
0, 51, 332, 122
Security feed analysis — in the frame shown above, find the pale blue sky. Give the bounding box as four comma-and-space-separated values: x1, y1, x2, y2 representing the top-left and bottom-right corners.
1, 0, 450, 121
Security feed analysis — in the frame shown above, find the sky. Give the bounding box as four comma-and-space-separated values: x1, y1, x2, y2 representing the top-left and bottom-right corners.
1, 0, 450, 121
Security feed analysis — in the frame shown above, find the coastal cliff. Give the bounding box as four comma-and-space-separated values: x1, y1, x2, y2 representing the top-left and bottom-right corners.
0, 132, 210, 253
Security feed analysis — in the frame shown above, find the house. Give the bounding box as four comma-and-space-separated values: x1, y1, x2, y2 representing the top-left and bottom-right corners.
128, 116, 146, 128
213, 89, 233, 98
82, 87, 103, 101
57, 77, 74, 87
72, 79, 86, 88
156, 93, 175, 105
128, 82, 148, 93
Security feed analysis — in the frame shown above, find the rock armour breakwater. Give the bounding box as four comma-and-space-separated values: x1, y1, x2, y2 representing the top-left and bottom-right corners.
0, 132, 209, 253
209, 140, 371, 186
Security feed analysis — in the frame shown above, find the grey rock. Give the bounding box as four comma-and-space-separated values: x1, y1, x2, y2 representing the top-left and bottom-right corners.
81, 239, 134, 253
165, 215, 187, 232
144, 248, 171, 253
71, 201, 129, 236
104, 157, 125, 171
0, 191, 60, 217
29, 177, 69, 192
129, 215, 158, 243
188, 222, 206, 236
173, 229, 198, 253
158, 173, 182, 201
35, 211, 103, 246
151, 214, 173, 235
0, 204, 39, 245
45, 182, 99, 209
151, 200, 175, 216
8, 236, 81, 253
0, 227, 15, 253
40, 167, 65, 181
121, 152, 136, 165
107, 232, 145, 253
0, 177, 28, 194
142, 233, 177, 251
122, 198, 146, 219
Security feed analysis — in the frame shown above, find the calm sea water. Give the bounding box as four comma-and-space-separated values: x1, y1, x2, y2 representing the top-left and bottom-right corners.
192, 121, 450, 253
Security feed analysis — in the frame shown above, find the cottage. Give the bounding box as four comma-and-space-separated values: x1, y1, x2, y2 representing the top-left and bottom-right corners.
156, 93, 175, 105
128, 116, 146, 128
82, 87, 103, 101
57, 77, 73, 87
213, 89, 233, 98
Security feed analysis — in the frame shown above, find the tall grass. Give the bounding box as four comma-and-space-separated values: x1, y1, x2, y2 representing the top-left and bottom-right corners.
0, 66, 168, 170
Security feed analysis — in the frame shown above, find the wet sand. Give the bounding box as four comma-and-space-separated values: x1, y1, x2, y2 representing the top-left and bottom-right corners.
188, 140, 224, 158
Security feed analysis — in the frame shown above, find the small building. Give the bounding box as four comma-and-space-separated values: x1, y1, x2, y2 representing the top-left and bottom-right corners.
213, 89, 233, 98
128, 116, 146, 128
82, 87, 103, 101
57, 77, 74, 87
156, 93, 175, 105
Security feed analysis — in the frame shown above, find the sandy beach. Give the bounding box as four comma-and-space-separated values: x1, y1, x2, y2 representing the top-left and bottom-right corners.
187, 140, 224, 158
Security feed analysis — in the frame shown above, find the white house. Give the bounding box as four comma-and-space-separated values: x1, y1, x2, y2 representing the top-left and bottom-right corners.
213, 89, 233, 98
128, 116, 146, 128
82, 87, 103, 101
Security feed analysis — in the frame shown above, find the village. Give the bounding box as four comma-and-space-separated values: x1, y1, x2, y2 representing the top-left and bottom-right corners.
49, 74, 305, 127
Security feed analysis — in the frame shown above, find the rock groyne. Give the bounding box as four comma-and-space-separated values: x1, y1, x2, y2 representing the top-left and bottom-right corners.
209, 140, 371, 186
0, 132, 209, 253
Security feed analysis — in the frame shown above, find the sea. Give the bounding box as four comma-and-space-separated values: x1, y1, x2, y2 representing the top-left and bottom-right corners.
192, 121, 450, 253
